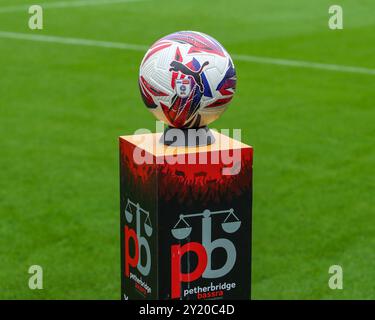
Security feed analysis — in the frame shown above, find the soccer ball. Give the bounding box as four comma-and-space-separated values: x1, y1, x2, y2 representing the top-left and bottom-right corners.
139, 31, 236, 129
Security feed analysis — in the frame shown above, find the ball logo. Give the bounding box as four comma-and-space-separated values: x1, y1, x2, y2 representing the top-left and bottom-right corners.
175, 79, 191, 98
124, 199, 152, 277
170, 208, 241, 299
169, 60, 209, 93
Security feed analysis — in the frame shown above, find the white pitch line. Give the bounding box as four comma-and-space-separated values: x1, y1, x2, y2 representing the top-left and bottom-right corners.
232, 54, 375, 76
0, 31, 374, 76
0, 31, 149, 51
0, 0, 145, 13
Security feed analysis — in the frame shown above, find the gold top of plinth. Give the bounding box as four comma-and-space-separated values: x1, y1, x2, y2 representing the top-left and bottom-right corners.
120, 131, 251, 157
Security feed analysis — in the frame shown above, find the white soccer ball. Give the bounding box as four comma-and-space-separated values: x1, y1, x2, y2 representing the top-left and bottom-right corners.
139, 31, 236, 129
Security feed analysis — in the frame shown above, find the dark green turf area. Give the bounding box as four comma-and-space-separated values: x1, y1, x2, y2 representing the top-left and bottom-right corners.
0, 0, 374, 299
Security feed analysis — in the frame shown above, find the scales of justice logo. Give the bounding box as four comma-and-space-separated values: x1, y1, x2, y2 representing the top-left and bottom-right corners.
124, 199, 153, 276
123, 197, 243, 299
171, 208, 242, 278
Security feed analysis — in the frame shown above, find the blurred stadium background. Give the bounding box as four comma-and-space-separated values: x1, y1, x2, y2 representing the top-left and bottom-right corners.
0, 0, 374, 299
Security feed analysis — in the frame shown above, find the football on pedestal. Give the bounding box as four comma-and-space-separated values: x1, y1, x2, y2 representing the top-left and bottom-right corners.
138, 31, 237, 147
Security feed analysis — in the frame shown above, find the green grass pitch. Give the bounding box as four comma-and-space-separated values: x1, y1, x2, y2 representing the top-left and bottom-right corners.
0, 0, 374, 299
